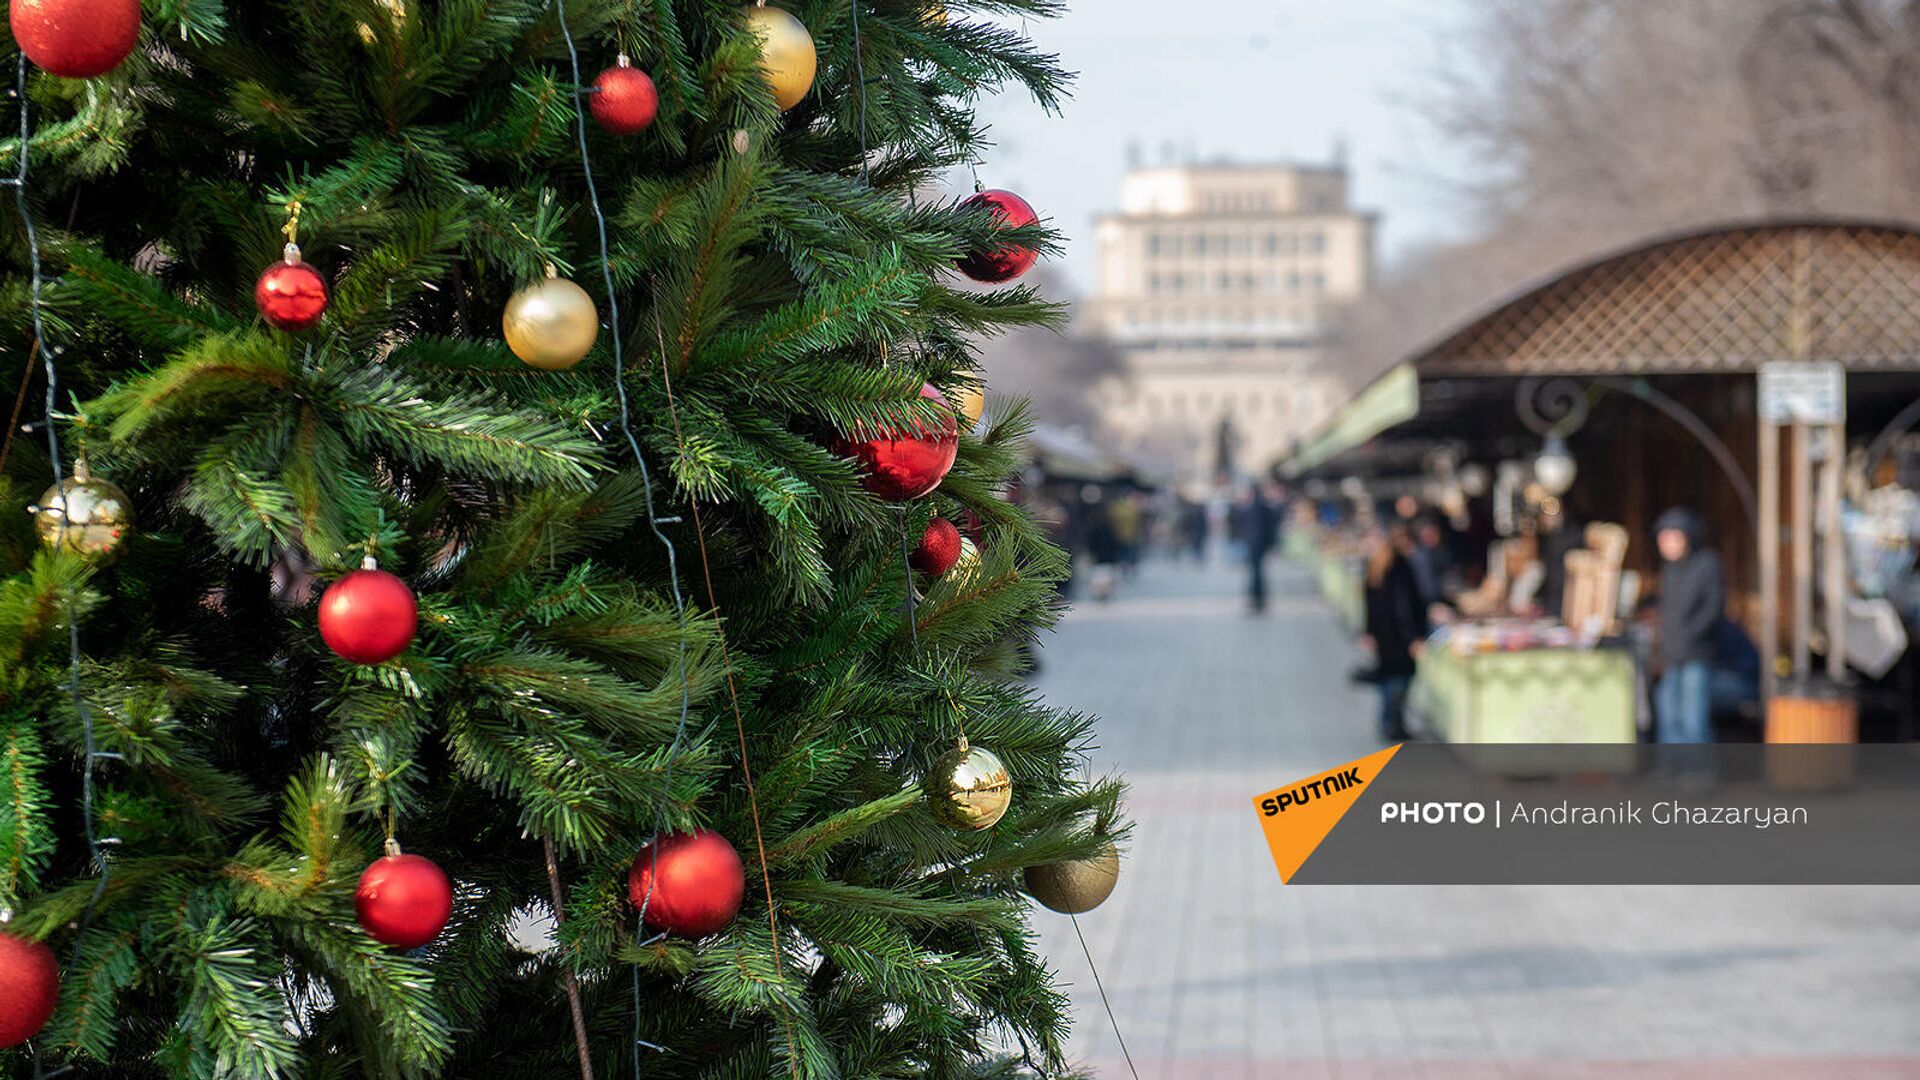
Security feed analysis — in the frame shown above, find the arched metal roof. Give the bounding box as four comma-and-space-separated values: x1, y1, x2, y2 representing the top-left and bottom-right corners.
1406, 219, 1920, 376
1285, 219, 1920, 476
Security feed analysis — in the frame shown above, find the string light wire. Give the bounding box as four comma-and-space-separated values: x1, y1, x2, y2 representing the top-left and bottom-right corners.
553, 4, 798, 1075
553, 5, 693, 1077
8, 51, 117, 1080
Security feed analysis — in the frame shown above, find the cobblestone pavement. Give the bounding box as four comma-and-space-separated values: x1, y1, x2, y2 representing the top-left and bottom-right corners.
1027, 556, 1920, 1079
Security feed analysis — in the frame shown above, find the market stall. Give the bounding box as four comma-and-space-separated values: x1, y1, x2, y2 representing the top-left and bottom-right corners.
1282, 221, 1920, 743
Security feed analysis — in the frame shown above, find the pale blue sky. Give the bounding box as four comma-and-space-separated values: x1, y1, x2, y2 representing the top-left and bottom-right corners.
962, 0, 1478, 296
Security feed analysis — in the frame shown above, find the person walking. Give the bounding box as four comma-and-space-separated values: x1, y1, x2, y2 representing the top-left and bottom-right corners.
1245, 484, 1279, 613
1085, 494, 1121, 602
1361, 523, 1429, 741
1654, 507, 1724, 745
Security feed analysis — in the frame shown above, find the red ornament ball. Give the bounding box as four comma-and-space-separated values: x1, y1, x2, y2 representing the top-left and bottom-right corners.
911, 516, 963, 576
318, 566, 418, 665
590, 60, 658, 135
628, 828, 745, 938
10, 0, 139, 79
956, 188, 1040, 284
255, 250, 329, 332
355, 853, 454, 949
835, 384, 960, 501
0, 931, 59, 1049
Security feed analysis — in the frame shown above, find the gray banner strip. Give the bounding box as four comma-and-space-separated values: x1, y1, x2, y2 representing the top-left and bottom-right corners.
1289, 744, 1920, 884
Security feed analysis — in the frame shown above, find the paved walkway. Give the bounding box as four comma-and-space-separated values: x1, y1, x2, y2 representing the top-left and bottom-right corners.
1029, 556, 1920, 1079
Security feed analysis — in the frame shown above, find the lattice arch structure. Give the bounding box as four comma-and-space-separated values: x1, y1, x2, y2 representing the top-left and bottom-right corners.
1414, 220, 1920, 377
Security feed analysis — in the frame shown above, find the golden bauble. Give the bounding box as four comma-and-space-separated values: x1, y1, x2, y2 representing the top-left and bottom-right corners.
954, 382, 986, 428
926, 739, 1011, 830
950, 536, 981, 584
1024, 842, 1120, 914
31, 461, 133, 561
744, 5, 817, 111
503, 275, 599, 371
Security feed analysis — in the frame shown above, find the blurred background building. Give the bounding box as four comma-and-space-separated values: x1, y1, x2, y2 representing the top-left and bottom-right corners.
1080, 156, 1374, 485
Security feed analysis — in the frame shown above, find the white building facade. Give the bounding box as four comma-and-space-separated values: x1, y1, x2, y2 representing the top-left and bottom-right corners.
1083, 161, 1374, 485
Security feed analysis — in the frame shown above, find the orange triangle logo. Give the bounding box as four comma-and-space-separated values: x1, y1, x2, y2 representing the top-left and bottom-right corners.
1251, 744, 1402, 884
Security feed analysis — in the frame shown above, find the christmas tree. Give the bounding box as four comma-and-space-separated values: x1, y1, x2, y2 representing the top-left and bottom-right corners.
0, 0, 1127, 1076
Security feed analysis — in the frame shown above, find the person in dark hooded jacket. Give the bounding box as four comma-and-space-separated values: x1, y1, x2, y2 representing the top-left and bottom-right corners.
1654, 507, 1723, 744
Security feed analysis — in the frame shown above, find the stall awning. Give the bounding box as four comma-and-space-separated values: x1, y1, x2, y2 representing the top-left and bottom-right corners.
1282, 364, 1419, 478
1029, 424, 1128, 483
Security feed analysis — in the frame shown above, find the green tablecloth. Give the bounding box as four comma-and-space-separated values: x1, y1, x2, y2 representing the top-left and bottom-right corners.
1282, 528, 1317, 564
1411, 644, 1638, 743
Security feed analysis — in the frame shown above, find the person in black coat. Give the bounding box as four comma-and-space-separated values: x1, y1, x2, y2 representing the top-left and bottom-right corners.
1361, 523, 1430, 741
1244, 484, 1279, 613
1654, 506, 1724, 744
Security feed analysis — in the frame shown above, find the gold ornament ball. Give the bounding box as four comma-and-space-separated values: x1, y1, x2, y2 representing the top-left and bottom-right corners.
503, 275, 599, 371
1024, 842, 1120, 914
954, 383, 986, 428
926, 739, 1011, 830
31, 461, 133, 561
744, 5, 816, 111
950, 537, 981, 584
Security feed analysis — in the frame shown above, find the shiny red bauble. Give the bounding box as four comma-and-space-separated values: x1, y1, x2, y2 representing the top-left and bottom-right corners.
0, 931, 59, 1049
956, 188, 1040, 284
911, 516, 963, 576
835, 385, 960, 501
627, 829, 745, 938
255, 249, 329, 332
355, 853, 454, 949
10, 0, 140, 79
590, 60, 658, 135
318, 567, 418, 665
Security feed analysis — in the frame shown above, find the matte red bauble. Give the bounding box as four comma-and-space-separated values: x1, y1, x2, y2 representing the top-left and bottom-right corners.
10, 0, 139, 79
956, 188, 1040, 284
627, 828, 745, 938
590, 58, 658, 135
835, 385, 960, 501
0, 931, 59, 1049
255, 244, 329, 331
318, 562, 418, 665
355, 853, 454, 949
911, 516, 963, 576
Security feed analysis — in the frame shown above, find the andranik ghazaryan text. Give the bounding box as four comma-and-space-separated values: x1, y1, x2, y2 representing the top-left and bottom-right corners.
1505, 801, 1809, 829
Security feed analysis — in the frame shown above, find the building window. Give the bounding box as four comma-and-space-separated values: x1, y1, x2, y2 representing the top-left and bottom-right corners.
1148, 272, 1161, 294
1193, 234, 1208, 257
1287, 271, 1301, 291
1308, 231, 1326, 254
1309, 272, 1325, 293
1148, 234, 1162, 257
1263, 232, 1278, 254
1282, 233, 1298, 255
